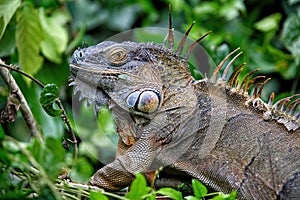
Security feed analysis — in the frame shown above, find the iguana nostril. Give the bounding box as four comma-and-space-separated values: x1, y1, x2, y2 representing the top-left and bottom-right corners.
126, 90, 160, 113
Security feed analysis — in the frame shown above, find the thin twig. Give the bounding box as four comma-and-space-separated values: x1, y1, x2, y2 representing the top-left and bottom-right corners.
56, 99, 78, 166
0, 60, 43, 142
0, 62, 44, 87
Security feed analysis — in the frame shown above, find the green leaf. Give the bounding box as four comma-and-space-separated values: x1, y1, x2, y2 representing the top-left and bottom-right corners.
281, 14, 300, 56
39, 84, 62, 117
192, 179, 207, 198
212, 191, 237, 200
156, 188, 182, 200
254, 13, 282, 32
16, 2, 44, 85
125, 173, 151, 200
39, 8, 68, 63
184, 196, 199, 200
0, 0, 21, 40
90, 191, 109, 200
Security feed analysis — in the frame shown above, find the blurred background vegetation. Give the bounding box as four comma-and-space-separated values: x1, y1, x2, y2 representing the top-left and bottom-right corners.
0, 0, 300, 199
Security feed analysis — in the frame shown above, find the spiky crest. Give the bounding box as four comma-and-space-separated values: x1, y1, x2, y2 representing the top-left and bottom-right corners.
211, 47, 240, 82
227, 63, 244, 88
183, 31, 212, 60
166, 5, 211, 59
176, 21, 195, 55
168, 4, 174, 50
210, 49, 300, 131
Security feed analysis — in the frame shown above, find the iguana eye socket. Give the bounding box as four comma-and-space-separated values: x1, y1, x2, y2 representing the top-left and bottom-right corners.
106, 47, 129, 65
126, 90, 160, 113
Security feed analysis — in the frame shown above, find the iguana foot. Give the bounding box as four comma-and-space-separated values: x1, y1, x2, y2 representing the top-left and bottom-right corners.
90, 165, 135, 191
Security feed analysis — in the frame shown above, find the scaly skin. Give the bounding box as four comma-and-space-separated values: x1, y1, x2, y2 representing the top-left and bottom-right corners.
69, 18, 300, 199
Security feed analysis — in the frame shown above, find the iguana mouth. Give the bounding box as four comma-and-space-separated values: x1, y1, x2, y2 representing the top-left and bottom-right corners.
70, 64, 122, 78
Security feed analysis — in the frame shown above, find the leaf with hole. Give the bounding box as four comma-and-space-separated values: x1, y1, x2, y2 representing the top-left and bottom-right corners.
39, 84, 62, 117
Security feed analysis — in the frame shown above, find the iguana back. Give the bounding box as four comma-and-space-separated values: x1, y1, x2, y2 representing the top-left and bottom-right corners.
69, 8, 300, 199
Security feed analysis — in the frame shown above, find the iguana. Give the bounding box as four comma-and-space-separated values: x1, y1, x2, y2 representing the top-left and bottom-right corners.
69, 9, 300, 200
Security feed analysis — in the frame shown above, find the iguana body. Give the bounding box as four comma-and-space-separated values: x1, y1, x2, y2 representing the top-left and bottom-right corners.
69, 12, 300, 199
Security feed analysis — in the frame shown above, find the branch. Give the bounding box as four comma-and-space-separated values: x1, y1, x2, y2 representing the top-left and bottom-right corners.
0, 59, 43, 142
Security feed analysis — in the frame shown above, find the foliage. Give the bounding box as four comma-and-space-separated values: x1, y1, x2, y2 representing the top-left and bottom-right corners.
0, 0, 300, 199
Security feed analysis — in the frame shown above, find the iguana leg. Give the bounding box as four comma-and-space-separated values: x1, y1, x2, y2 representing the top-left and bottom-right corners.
90, 138, 158, 191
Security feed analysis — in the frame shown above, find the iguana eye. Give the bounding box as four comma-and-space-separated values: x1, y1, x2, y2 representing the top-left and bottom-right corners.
126, 90, 160, 113
106, 47, 129, 65
137, 91, 160, 113
75, 49, 85, 61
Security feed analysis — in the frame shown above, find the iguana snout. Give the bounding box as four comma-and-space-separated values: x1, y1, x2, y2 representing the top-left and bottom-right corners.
70, 41, 131, 88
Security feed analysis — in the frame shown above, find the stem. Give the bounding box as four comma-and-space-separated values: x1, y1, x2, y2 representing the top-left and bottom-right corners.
56, 99, 78, 167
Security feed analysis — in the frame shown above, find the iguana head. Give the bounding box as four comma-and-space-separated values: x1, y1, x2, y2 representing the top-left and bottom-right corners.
69, 33, 205, 116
